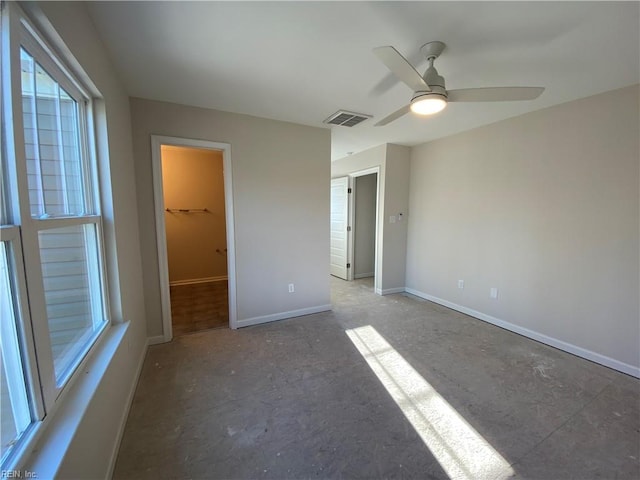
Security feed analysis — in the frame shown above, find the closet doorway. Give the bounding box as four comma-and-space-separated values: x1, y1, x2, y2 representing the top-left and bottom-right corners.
162, 145, 228, 335
152, 136, 237, 341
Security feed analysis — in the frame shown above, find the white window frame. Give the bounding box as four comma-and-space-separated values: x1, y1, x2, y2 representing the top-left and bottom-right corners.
1, 2, 112, 467
0, 227, 45, 452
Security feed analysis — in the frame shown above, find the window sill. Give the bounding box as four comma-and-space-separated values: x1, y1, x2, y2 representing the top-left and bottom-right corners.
12, 321, 131, 478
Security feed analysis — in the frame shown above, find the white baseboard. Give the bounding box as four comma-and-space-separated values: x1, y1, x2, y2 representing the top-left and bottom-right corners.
147, 335, 166, 346
355, 272, 374, 279
169, 276, 227, 286
378, 287, 405, 295
236, 304, 331, 329
405, 287, 640, 379
105, 336, 149, 479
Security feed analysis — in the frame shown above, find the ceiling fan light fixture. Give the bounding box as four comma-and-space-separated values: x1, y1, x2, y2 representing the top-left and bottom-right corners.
410, 93, 447, 115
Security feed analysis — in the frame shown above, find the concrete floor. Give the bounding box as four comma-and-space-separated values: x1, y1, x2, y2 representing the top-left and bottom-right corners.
114, 277, 639, 479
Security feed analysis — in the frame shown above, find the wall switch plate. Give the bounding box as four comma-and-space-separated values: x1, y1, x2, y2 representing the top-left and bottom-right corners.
458, 280, 464, 289
490, 287, 498, 299
288, 283, 295, 293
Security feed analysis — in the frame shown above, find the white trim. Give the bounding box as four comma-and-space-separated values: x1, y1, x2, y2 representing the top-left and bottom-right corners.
347, 176, 355, 281
350, 167, 379, 177
147, 335, 166, 346
19, 19, 89, 105
105, 337, 149, 480
379, 287, 405, 295
30, 215, 101, 230
0, 228, 45, 422
0, 244, 31, 442
150, 137, 172, 342
151, 135, 238, 340
354, 272, 374, 279
169, 276, 227, 287
236, 304, 331, 329
405, 287, 640, 379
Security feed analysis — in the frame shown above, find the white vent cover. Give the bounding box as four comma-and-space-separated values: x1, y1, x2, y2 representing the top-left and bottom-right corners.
323, 110, 372, 127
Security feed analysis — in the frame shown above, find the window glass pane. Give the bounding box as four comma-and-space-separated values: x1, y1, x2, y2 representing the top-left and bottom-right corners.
38, 224, 106, 383
0, 243, 32, 464
21, 48, 87, 218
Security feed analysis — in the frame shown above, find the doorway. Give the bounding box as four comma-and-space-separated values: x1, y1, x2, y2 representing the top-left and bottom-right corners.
151, 136, 237, 341
162, 145, 228, 335
352, 173, 377, 281
330, 167, 380, 290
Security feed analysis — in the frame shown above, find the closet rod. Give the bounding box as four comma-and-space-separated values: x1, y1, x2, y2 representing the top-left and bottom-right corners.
165, 208, 210, 213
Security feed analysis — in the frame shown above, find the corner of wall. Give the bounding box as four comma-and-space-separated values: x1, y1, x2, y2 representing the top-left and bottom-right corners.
380, 144, 411, 291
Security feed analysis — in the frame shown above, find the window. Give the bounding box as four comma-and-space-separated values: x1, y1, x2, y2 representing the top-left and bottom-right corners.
1, 3, 110, 467
0, 242, 31, 462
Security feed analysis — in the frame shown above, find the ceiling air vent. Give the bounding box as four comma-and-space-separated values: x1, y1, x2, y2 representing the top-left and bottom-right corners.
323, 110, 372, 127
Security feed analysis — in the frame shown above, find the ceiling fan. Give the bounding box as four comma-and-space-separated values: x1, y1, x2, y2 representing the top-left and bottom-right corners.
373, 41, 544, 126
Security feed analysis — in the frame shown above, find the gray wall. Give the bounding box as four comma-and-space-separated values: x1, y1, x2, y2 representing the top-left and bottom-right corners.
130, 98, 331, 335
354, 174, 377, 278
23, 2, 148, 477
381, 144, 411, 292
406, 85, 640, 373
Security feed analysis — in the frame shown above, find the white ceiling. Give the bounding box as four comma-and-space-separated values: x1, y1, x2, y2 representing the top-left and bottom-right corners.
86, 1, 639, 160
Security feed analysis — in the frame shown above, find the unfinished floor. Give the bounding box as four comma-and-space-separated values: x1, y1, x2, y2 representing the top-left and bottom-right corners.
170, 280, 229, 336
114, 277, 640, 479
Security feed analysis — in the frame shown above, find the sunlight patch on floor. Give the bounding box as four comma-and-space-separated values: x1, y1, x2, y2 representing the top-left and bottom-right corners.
346, 325, 514, 480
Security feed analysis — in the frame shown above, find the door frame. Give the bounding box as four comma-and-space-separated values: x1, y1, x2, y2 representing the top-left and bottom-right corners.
151, 135, 238, 341
348, 167, 380, 291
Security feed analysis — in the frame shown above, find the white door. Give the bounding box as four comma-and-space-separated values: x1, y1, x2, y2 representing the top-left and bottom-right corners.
330, 177, 349, 279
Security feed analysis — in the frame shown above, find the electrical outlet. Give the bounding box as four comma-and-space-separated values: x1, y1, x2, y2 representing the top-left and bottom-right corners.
288, 283, 295, 293
490, 287, 498, 299
458, 280, 464, 289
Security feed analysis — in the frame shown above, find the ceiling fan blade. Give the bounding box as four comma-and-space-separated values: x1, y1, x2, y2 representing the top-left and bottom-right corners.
447, 87, 545, 102
373, 46, 430, 92
375, 105, 411, 126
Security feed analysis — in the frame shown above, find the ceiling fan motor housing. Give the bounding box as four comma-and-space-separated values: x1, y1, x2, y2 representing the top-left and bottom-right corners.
424, 62, 445, 88
412, 84, 447, 103
414, 60, 447, 101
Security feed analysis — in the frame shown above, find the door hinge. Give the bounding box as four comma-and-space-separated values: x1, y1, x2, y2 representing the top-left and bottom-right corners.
347, 263, 351, 268
347, 226, 351, 232
348, 188, 352, 194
